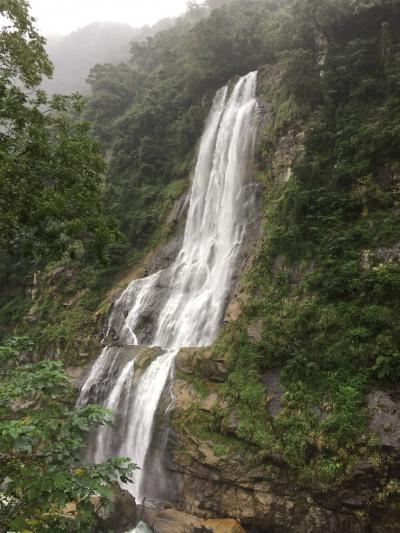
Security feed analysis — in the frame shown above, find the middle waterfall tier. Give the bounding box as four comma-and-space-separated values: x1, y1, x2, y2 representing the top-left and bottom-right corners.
79, 71, 260, 502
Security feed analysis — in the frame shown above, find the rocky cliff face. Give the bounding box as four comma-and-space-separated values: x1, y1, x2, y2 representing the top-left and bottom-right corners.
140, 95, 400, 531
158, 347, 400, 533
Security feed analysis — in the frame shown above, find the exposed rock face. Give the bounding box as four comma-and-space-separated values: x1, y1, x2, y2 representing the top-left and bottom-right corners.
272, 129, 305, 183
166, 430, 364, 532
224, 183, 264, 325
374, 164, 400, 191
76, 100, 400, 531
66, 366, 88, 390
361, 242, 400, 270
176, 347, 228, 383
262, 371, 284, 418
164, 348, 400, 532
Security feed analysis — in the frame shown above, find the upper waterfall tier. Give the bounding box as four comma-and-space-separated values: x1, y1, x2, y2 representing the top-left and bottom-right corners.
109, 70, 259, 350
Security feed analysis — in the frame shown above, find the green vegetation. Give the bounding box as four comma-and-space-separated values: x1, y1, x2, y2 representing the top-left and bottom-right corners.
0, 1, 115, 265
210, 0, 400, 491
2, 0, 400, 525
0, 0, 123, 356
0, 336, 135, 532
86, 0, 287, 252
0, 0, 291, 361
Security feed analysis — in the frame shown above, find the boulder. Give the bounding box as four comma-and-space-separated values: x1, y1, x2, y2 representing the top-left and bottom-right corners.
93, 483, 137, 532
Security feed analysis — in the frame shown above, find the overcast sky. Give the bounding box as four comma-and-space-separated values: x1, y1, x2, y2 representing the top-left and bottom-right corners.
29, 0, 188, 35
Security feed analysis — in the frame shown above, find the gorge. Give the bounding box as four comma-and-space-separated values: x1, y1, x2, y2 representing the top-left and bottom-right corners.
3, 1, 400, 531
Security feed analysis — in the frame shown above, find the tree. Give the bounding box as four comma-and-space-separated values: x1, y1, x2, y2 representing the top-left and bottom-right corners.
0, 336, 136, 532
0, 0, 116, 264
206, 0, 230, 10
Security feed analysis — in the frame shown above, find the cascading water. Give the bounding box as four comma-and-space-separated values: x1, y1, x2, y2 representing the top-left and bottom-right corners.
79, 71, 259, 501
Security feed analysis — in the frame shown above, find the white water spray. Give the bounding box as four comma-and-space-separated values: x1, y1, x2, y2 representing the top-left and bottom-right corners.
79, 71, 259, 501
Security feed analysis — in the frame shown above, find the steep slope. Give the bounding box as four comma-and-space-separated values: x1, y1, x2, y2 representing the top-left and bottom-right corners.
2, 1, 400, 531
159, 2, 400, 531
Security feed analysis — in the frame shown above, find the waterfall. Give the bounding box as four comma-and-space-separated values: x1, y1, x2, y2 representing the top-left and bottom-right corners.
79, 71, 259, 501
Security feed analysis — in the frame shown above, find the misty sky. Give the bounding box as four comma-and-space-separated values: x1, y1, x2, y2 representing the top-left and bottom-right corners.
29, 0, 188, 35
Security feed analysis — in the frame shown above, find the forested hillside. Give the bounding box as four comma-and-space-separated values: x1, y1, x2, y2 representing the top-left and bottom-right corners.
2, 0, 400, 531
42, 20, 174, 94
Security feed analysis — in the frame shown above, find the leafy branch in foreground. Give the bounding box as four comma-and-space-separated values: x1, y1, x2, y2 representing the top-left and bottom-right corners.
0, 336, 136, 532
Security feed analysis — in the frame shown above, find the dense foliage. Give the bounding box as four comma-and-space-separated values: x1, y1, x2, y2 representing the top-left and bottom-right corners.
0, 0, 116, 267
0, 336, 135, 532
2, 0, 400, 526
0, 3, 136, 530
86, 0, 287, 252
211, 0, 400, 493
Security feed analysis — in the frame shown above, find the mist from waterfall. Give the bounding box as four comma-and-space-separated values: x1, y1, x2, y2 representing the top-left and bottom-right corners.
78, 71, 259, 501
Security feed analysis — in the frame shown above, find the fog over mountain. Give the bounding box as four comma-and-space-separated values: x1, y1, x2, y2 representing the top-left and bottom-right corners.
42, 19, 173, 94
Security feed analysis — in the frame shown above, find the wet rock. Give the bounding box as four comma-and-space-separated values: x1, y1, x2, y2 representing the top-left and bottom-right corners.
368, 390, 400, 449
204, 518, 246, 533
134, 346, 163, 370
109, 345, 163, 371
262, 371, 284, 418
144, 508, 208, 533
165, 190, 190, 228
80, 345, 163, 408
144, 508, 244, 533
147, 235, 183, 275
132, 522, 156, 533
107, 268, 174, 345
93, 483, 137, 532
